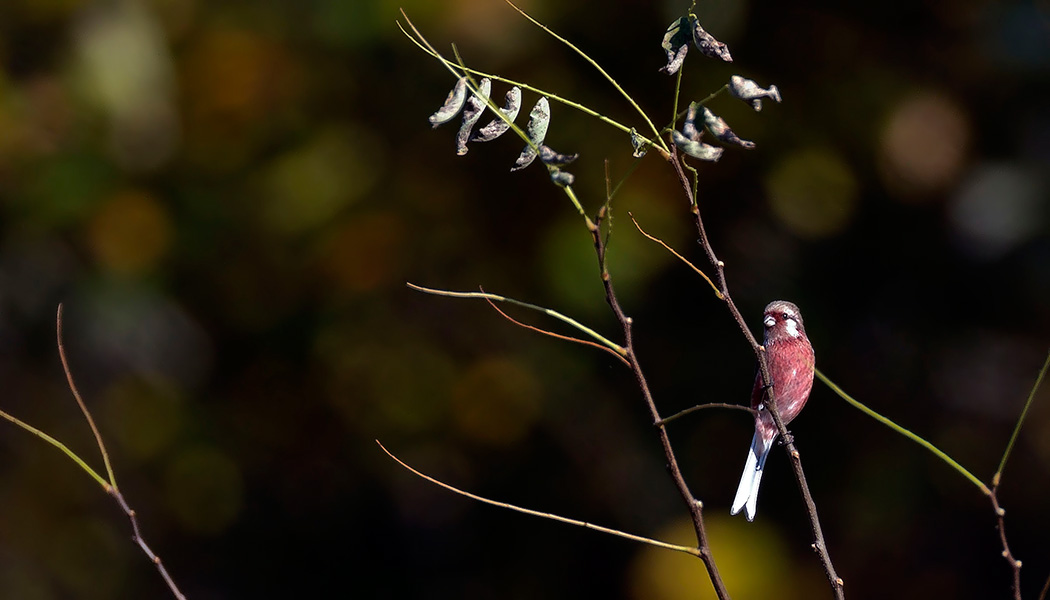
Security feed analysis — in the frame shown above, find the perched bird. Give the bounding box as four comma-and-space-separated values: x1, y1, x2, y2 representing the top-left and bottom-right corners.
731, 300, 815, 521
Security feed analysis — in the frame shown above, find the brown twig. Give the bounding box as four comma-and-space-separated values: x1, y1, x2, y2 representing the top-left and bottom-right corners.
629, 212, 722, 300
657, 403, 756, 427
57, 304, 117, 489
1038, 569, 1050, 600
376, 440, 701, 556
480, 292, 630, 366
587, 191, 731, 598
56, 306, 187, 600
988, 487, 1022, 600
669, 146, 845, 599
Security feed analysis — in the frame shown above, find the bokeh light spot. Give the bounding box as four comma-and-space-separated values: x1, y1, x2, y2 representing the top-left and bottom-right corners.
765, 148, 858, 239
879, 90, 970, 199
948, 162, 1043, 260
317, 211, 405, 293
261, 129, 380, 236
86, 188, 172, 274
630, 515, 821, 600
47, 518, 124, 599
100, 377, 183, 462
451, 357, 541, 446
164, 445, 244, 535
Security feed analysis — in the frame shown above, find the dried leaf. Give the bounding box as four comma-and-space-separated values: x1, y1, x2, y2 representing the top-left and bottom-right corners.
428, 77, 468, 127
691, 17, 732, 62
455, 78, 491, 156
728, 75, 781, 112
471, 86, 522, 143
511, 97, 551, 172
701, 105, 754, 149
659, 17, 691, 75
673, 130, 724, 161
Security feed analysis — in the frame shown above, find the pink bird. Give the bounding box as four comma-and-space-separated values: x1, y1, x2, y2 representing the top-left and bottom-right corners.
731, 300, 815, 521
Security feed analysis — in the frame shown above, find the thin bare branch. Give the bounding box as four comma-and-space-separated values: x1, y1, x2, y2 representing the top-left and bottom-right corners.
657, 403, 756, 427
481, 295, 630, 366
57, 307, 187, 600
1038, 569, 1050, 600
988, 490, 1022, 600
629, 212, 722, 299
407, 282, 625, 356
109, 489, 187, 600
376, 440, 699, 556
995, 349, 1050, 484
588, 196, 731, 599
57, 304, 117, 488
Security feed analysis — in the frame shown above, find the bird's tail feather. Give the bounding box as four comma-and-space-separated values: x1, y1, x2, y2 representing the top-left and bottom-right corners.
730, 432, 774, 521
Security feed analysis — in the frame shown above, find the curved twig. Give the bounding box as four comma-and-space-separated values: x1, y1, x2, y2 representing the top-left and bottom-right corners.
481, 295, 630, 366
407, 282, 625, 356
57, 304, 117, 488
657, 403, 756, 427
376, 440, 699, 556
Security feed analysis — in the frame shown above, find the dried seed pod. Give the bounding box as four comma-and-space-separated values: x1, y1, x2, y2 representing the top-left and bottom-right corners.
630, 129, 648, 158
539, 145, 578, 167
471, 86, 522, 143
701, 105, 754, 149
673, 130, 724, 161
511, 97, 551, 172
428, 77, 468, 127
729, 75, 781, 112
455, 78, 491, 155
549, 168, 575, 187
692, 18, 732, 62
682, 103, 702, 141
659, 17, 692, 75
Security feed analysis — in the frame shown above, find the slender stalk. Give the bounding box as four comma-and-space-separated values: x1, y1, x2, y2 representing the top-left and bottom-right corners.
0, 408, 109, 489
503, 0, 669, 154
57, 304, 117, 488
482, 296, 630, 366
994, 349, 1050, 484
376, 440, 700, 556
814, 368, 989, 495
406, 283, 625, 355
657, 403, 755, 427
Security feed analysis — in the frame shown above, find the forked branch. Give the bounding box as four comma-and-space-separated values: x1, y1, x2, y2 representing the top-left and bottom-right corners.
0, 306, 187, 599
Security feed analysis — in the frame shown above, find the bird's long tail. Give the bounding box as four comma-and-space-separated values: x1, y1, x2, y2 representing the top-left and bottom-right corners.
730, 432, 775, 521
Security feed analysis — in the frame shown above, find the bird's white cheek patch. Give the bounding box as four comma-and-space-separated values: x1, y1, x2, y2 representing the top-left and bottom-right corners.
785, 319, 800, 338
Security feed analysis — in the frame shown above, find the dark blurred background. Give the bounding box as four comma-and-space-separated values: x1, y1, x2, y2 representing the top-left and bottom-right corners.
0, 0, 1047, 598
